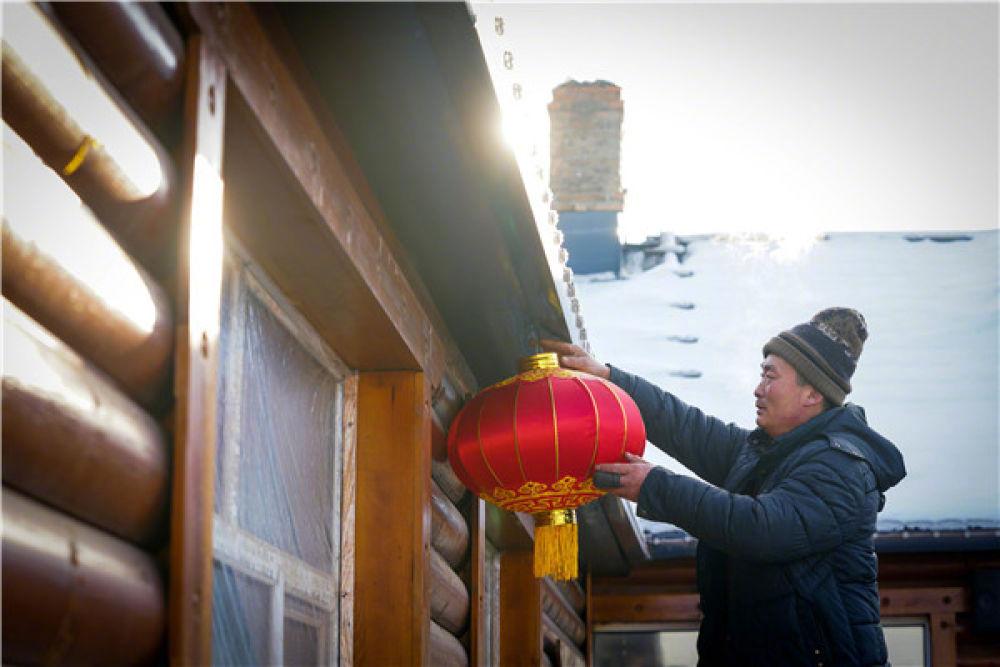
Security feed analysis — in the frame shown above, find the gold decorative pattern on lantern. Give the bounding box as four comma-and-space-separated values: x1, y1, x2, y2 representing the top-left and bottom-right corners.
489, 366, 575, 389
482, 475, 605, 514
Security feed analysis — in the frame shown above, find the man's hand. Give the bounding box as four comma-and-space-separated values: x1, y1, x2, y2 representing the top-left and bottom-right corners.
593, 452, 654, 502
539, 339, 610, 379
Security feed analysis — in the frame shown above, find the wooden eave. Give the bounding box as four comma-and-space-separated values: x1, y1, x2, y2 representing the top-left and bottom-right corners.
276, 2, 573, 387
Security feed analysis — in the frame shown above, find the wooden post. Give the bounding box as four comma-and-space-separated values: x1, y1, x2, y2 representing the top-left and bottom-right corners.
500, 550, 543, 666
168, 35, 226, 667
930, 612, 958, 666
354, 372, 431, 665
585, 571, 594, 667
467, 497, 488, 667
339, 374, 359, 666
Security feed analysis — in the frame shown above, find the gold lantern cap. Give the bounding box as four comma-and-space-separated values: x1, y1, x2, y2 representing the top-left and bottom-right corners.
519, 352, 559, 372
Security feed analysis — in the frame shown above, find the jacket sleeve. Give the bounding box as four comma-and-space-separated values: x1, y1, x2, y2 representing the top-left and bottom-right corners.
608, 365, 750, 487
636, 447, 868, 563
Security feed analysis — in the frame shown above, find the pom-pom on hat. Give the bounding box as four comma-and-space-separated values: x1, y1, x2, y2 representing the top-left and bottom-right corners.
762, 307, 868, 406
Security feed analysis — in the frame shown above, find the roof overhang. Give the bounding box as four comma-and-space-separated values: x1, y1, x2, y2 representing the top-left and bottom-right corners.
274, 1, 647, 575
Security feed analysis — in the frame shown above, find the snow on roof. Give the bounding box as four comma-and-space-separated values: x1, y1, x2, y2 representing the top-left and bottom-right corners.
575, 231, 999, 536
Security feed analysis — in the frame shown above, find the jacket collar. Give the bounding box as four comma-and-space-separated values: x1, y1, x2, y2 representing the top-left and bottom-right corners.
748, 407, 843, 461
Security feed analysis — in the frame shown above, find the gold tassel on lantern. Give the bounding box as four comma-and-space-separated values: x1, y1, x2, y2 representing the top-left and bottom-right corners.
533, 509, 578, 580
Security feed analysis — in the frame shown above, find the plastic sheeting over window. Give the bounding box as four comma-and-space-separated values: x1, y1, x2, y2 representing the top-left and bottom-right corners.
212, 250, 348, 665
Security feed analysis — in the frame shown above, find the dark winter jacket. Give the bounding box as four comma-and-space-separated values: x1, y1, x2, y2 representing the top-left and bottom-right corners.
609, 367, 907, 667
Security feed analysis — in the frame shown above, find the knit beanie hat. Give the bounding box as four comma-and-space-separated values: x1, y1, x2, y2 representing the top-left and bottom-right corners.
762, 307, 868, 406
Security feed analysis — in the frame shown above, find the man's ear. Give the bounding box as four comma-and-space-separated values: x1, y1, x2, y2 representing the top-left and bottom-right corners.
802, 386, 824, 407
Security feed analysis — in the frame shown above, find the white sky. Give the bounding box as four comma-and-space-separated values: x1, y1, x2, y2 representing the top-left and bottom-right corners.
474, 2, 999, 240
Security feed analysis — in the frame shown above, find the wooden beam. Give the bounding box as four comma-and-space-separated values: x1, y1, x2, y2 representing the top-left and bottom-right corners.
499, 550, 542, 666
586, 572, 594, 667
354, 372, 431, 665
879, 586, 969, 616
187, 2, 474, 395
466, 497, 487, 667
168, 35, 226, 667
590, 592, 702, 625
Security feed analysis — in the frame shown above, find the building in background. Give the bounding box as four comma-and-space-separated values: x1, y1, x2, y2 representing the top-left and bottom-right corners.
549, 80, 625, 275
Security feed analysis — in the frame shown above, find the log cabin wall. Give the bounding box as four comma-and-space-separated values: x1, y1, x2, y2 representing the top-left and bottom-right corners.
2, 3, 183, 663
184, 3, 572, 665
3, 3, 598, 665
430, 419, 473, 667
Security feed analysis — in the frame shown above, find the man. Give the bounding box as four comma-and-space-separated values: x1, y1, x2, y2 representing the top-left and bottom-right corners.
543, 307, 906, 666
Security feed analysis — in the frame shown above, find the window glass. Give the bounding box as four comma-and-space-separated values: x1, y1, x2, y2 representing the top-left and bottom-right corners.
594, 629, 698, 667
284, 595, 325, 667
236, 285, 338, 570
212, 253, 346, 665
212, 562, 271, 666
883, 622, 928, 667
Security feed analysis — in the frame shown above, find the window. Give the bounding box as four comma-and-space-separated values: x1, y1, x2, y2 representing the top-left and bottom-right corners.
212, 246, 351, 665
594, 619, 930, 666
593, 624, 698, 667
883, 618, 929, 667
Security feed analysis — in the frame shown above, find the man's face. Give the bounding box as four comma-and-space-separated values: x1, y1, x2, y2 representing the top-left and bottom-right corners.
753, 354, 820, 437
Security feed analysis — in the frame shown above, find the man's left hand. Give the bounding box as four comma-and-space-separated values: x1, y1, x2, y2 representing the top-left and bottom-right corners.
594, 452, 654, 502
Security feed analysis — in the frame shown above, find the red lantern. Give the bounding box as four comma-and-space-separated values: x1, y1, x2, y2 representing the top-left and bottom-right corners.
447, 352, 646, 579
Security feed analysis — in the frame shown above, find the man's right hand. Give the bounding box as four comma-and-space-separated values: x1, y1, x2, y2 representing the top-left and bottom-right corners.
539, 339, 610, 380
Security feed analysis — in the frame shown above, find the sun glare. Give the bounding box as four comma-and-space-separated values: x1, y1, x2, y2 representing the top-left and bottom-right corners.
3, 124, 159, 335
188, 153, 225, 347
5, 303, 98, 415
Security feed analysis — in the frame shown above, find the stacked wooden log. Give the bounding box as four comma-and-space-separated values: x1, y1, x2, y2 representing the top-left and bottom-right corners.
429, 409, 592, 667
543, 578, 588, 667
429, 417, 472, 667
1, 4, 184, 664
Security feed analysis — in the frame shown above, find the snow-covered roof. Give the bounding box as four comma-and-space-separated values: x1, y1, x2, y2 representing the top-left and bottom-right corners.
576, 231, 999, 549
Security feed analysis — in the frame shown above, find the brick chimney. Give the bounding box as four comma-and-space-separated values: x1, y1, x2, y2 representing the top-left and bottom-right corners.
547, 80, 624, 275
548, 80, 624, 212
